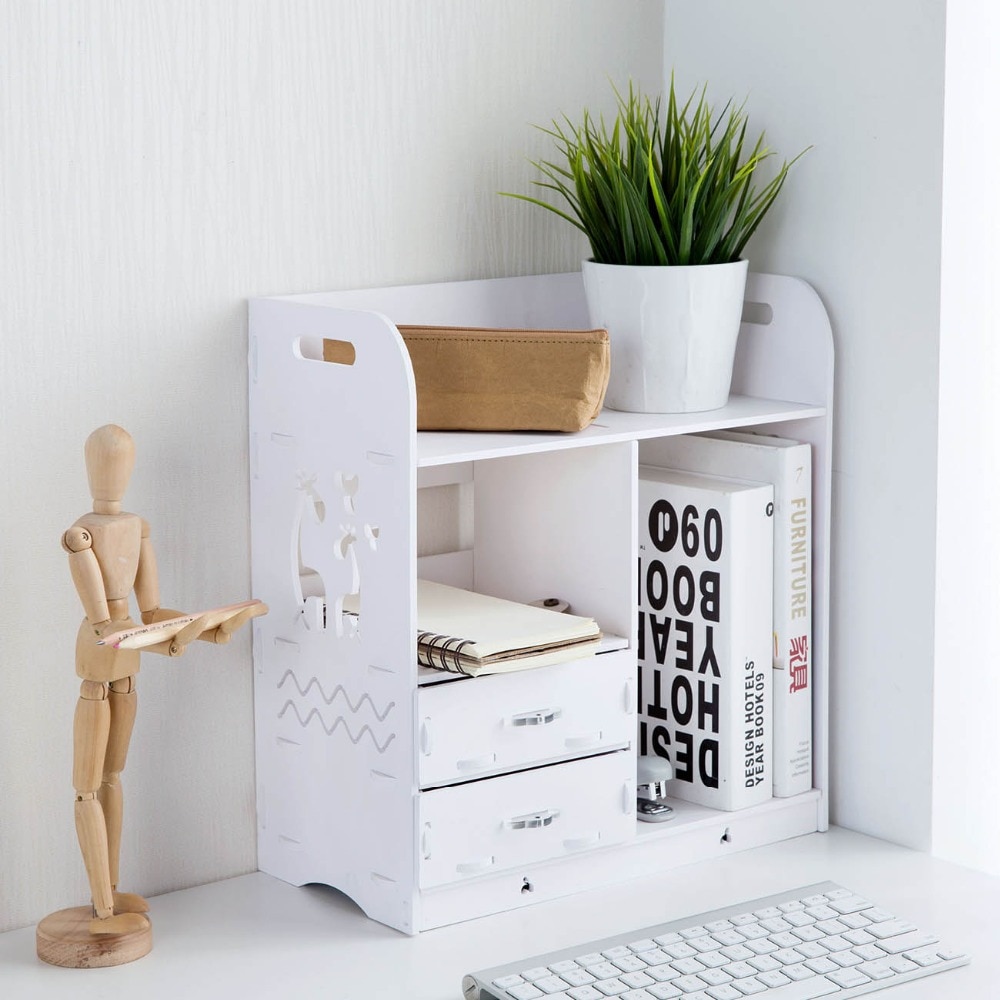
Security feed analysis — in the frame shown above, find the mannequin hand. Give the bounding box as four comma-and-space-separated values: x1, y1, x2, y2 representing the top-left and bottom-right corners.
141, 607, 185, 626
93, 618, 136, 641
212, 602, 269, 644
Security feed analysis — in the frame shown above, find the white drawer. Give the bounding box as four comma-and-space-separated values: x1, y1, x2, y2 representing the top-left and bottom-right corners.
417, 750, 634, 888
416, 650, 633, 788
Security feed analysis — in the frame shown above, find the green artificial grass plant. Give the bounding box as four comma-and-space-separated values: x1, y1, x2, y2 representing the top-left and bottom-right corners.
504, 78, 806, 267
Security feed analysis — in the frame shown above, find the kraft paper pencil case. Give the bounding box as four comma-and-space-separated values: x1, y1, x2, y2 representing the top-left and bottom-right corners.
391, 325, 611, 432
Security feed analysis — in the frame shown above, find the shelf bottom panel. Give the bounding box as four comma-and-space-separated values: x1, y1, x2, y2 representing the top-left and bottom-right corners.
416, 789, 822, 932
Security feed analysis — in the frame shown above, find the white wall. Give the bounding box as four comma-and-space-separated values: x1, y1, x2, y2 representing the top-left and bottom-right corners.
664, 2, 946, 849
0, 0, 664, 932
933, 0, 1000, 877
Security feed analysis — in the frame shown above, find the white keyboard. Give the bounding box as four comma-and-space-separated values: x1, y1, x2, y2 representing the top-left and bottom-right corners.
461, 882, 969, 1000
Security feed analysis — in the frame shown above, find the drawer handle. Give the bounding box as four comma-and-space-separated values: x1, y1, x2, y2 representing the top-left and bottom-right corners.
456, 856, 495, 875
506, 808, 560, 831
456, 752, 496, 773
564, 731, 602, 750
563, 833, 601, 851
511, 708, 562, 727
420, 719, 432, 756
421, 823, 432, 859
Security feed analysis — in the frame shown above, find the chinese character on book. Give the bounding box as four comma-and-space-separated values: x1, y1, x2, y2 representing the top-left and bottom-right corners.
789, 635, 809, 693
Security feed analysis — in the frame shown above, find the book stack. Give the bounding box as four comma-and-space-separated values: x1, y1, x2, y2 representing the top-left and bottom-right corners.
413, 580, 602, 677
638, 431, 813, 810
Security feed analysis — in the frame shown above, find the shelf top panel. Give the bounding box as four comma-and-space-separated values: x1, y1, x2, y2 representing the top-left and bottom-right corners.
416, 396, 825, 466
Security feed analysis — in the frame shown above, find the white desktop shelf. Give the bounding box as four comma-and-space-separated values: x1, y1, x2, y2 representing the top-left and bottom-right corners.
247, 270, 834, 934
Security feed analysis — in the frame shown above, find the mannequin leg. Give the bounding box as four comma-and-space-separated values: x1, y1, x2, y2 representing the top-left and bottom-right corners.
73, 680, 113, 919
73, 679, 147, 935
100, 675, 148, 914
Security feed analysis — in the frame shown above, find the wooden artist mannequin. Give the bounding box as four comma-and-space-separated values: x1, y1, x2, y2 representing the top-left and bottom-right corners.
36, 424, 266, 968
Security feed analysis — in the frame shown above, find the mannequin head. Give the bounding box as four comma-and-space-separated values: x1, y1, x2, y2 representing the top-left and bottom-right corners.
84, 425, 135, 513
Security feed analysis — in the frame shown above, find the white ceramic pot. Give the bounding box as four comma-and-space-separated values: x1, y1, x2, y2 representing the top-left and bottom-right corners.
582, 258, 749, 413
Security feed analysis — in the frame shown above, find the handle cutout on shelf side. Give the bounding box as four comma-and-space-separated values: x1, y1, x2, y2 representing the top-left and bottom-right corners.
293, 335, 357, 365
741, 301, 774, 327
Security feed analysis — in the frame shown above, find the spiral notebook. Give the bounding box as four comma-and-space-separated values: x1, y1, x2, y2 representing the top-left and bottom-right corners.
412, 580, 601, 676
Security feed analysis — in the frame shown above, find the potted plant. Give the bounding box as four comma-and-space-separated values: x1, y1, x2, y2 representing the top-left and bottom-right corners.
504, 79, 805, 413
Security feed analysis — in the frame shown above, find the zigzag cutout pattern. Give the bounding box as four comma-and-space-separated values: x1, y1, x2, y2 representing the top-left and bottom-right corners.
277, 701, 396, 753
277, 670, 395, 722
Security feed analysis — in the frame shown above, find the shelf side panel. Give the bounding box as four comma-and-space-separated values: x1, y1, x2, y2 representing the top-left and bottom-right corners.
249, 298, 419, 932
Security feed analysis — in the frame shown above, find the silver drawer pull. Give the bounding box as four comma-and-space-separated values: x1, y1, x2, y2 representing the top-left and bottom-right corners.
511, 708, 562, 727
506, 808, 560, 830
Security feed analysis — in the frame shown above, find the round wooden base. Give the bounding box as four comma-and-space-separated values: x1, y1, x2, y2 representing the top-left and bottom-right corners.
36, 907, 152, 968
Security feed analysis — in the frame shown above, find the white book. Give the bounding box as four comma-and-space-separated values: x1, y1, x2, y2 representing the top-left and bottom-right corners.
399, 580, 600, 676
638, 466, 773, 811
649, 431, 813, 797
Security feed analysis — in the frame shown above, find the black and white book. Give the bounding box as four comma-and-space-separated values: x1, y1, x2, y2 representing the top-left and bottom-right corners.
638, 466, 774, 811
647, 431, 813, 797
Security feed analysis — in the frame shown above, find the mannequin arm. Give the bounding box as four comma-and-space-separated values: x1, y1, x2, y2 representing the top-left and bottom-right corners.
62, 526, 110, 626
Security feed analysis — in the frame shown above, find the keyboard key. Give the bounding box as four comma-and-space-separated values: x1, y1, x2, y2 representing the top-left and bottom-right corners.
753, 982, 839, 998
645, 966, 682, 983
705, 987, 741, 1000
828, 950, 864, 968
720, 946, 754, 962
817, 935, 852, 953
605, 947, 635, 960
772, 949, 805, 966
551, 961, 582, 975
790, 942, 826, 960
866, 919, 916, 940
886, 956, 918, 973
655, 934, 683, 947
782, 912, 815, 928
801, 895, 830, 907
629, 940, 660, 954
494, 975, 526, 989
697, 969, 734, 986
705, 920, 734, 933
753, 907, 782, 920
755, 970, 790, 988
790, 926, 824, 943
858, 959, 895, 981
712, 931, 746, 948
731, 982, 767, 996
680, 926, 710, 940
747, 956, 782, 973
647, 986, 682, 1000
507, 984, 545, 1000
803, 957, 838, 975
671, 958, 707, 976
673, 974, 712, 992
904, 945, 943, 967
590, 963, 625, 981
804, 905, 837, 921
769, 933, 801, 950
722, 962, 756, 979
698, 952, 730, 970
568, 988, 604, 1000
594, 979, 630, 996
860, 907, 893, 923
662, 943, 699, 961
781, 964, 815, 982
535, 975, 574, 994
523, 968, 553, 982
562, 970, 598, 988
738, 924, 770, 942
827, 967, 870, 988
777, 901, 805, 914
878, 930, 938, 955
758, 917, 792, 934
579, 954, 608, 968
937, 947, 969, 962
688, 937, 723, 954
620, 972, 656, 989
841, 928, 875, 946
813, 919, 847, 935
642, 950, 674, 967
622, 992, 656, 1000
744, 940, 778, 957
828, 895, 871, 915
838, 912, 871, 930
612, 957, 650, 974
729, 913, 758, 927
851, 944, 885, 962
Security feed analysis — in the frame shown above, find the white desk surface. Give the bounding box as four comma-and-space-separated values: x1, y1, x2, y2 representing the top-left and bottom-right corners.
2, 827, 996, 999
